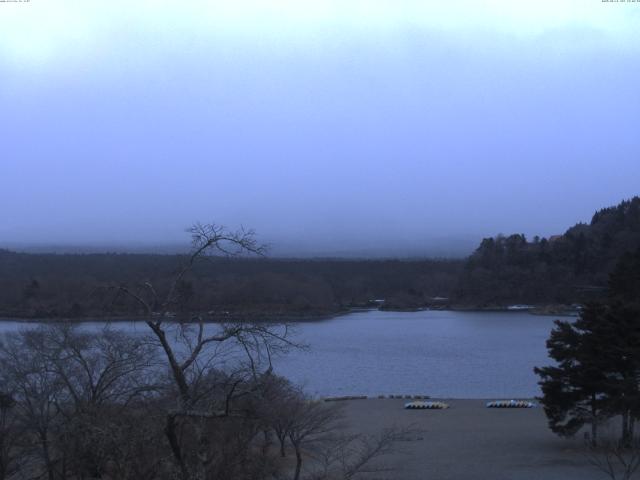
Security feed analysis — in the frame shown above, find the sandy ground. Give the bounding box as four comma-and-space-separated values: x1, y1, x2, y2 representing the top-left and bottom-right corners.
339, 399, 606, 480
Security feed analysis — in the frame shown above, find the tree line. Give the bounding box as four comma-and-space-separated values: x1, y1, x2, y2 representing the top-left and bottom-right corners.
1, 196, 639, 319
0, 251, 461, 320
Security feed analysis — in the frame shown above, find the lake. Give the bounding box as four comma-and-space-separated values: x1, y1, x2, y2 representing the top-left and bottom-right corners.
0, 310, 558, 399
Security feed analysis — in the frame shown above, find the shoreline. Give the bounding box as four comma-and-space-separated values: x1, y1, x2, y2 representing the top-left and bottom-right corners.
0, 305, 580, 323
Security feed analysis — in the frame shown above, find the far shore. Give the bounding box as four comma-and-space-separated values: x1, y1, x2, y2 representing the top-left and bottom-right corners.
0, 304, 581, 323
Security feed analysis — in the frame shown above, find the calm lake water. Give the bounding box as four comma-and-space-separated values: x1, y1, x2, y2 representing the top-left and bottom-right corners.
0, 310, 558, 399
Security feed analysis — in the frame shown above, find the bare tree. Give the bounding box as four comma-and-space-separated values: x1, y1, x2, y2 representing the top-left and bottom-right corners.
286, 397, 344, 480
0, 324, 161, 480
34, 324, 159, 413
259, 374, 301, 458
44, 324, 159, 478
586, 435, 640, 480
114, 223, 298, 480
308, 426, 418, 480
281, 390, 419, 480
0, 392, 23, 480
0, 329, 65, 480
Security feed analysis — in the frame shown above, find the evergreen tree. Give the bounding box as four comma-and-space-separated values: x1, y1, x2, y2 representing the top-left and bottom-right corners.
600, 303, 640, 444
534, 303, 611, 445
609, 247, 640, 308
536, 249, 640, 445
606, 248, 640, 443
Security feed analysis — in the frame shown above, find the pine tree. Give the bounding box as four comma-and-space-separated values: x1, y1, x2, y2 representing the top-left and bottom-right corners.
607, 248, 640, 443
534, 303, 611, 445
536, 248, 640, 446
600, 303, 640, 445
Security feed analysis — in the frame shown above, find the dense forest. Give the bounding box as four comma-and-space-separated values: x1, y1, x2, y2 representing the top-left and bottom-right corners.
0, 253, 461, 319
458, 196, 640, 306
1, 196, 639, 320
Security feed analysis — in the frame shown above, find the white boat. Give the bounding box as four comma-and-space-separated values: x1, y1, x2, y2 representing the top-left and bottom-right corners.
507, 304, 534, 311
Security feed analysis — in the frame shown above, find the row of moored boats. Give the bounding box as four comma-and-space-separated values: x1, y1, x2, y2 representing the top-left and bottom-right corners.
404, 399, 536, 410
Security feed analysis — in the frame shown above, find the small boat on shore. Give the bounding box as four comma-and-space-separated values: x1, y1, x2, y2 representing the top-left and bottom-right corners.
486, 400, 535, 408
405, 401, 449, 410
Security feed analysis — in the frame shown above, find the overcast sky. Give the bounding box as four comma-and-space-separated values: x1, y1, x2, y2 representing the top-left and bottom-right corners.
1, 1, 639, 256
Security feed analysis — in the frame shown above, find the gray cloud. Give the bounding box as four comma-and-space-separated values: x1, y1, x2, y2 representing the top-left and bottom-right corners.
1, 4, 639, 256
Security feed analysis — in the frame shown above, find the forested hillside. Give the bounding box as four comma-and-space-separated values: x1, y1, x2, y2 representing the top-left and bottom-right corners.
457, 197, 640, 305
1, 197, 638, 319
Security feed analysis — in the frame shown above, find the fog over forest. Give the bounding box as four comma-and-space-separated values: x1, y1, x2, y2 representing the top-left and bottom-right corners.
1, 1, 639, 256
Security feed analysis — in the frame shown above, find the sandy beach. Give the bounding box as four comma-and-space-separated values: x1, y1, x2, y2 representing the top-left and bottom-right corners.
340, 398, 605, 480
